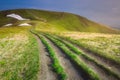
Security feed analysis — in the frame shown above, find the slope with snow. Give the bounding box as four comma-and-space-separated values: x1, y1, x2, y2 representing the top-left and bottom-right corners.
19, 23, 32, 26
4, 23, 13, 27
7, 13, 30, 20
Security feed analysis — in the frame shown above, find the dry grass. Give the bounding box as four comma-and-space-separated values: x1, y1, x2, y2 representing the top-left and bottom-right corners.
58, 32, 120, 39
56, 32, 120, 63
0, 27, 39, 80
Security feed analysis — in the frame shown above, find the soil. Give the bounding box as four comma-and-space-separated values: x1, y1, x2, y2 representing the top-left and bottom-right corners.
33, 35, 57, 80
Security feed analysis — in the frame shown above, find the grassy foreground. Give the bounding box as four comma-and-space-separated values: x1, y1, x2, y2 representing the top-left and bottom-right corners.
0, 27, 39, 80
47, 34, 120, 79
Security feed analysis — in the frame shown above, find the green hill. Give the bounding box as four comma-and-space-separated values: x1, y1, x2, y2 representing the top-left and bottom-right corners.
0, 9, 119, 33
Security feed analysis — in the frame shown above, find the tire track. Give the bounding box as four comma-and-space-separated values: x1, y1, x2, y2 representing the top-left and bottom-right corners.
33, 35, 57, 80
50, 35, 120, 80
77, 46, 120, 75
65, 37, 120, 73
44, 36, 83, 80
79, 55, 118, 80
56, 36, 120, 76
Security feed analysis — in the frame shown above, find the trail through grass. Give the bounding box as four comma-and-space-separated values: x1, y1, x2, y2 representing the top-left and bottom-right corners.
46, 34, 120, 80
32, 31, 67, 80
45, 34, 100, 80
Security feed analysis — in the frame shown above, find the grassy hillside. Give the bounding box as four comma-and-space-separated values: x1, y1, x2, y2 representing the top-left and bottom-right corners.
0, 9, 119, 33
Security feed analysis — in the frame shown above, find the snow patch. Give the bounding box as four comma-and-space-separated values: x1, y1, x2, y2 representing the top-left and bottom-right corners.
19, 23, 32, 26
4, 23, 12, 26
7, 13, 29, 20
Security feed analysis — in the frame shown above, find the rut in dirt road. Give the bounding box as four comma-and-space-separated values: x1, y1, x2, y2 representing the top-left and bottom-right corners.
76, 46, 120, 75
59, 37, 120, 80
63, 37, 120, 73
79, 55, 118, 80
61, 38, 120, 76
48, 35, 120, 80
44, 36, 83, 80
34, 35, 57, 80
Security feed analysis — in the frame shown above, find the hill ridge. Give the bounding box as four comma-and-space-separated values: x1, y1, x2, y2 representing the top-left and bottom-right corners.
0, 9, 119, 33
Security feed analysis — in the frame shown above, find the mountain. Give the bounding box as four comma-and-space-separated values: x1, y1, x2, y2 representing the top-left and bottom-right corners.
0, 9, 119, 33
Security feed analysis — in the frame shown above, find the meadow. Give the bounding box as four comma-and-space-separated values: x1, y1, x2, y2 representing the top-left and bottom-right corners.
55, 32, 120, 64
0, 27, 39, 80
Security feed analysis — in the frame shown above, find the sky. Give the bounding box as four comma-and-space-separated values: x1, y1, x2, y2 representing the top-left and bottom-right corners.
0, 0, 120, 29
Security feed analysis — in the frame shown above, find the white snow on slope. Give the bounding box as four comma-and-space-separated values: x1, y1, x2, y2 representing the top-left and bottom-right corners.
4, 23, 13, 26
7, 13, 29, 20
19, 23, 32, 26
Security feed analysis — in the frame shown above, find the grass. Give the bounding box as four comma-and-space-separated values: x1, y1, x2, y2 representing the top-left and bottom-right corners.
55, 32, 120, 64
0, 9, 119, 33
45, 34, 100, 80
0, 27, 39, 80
31, 31, 67, 80
46, 34, 120, 79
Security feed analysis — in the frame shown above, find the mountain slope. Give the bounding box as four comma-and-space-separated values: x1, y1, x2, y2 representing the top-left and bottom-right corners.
0, 9, 119, 33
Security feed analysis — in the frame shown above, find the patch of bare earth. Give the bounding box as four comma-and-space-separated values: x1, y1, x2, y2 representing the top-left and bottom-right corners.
34, 35, 57, 80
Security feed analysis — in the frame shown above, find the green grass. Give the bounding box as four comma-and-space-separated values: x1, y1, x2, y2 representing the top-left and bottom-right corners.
45, 34, 100, 80
0, 9, 119, 33
0, 27, 39, 80
54, 32, 120, 64
31, 31, 67, 80
46, 34, 120, 79
70, 36, 120, 64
